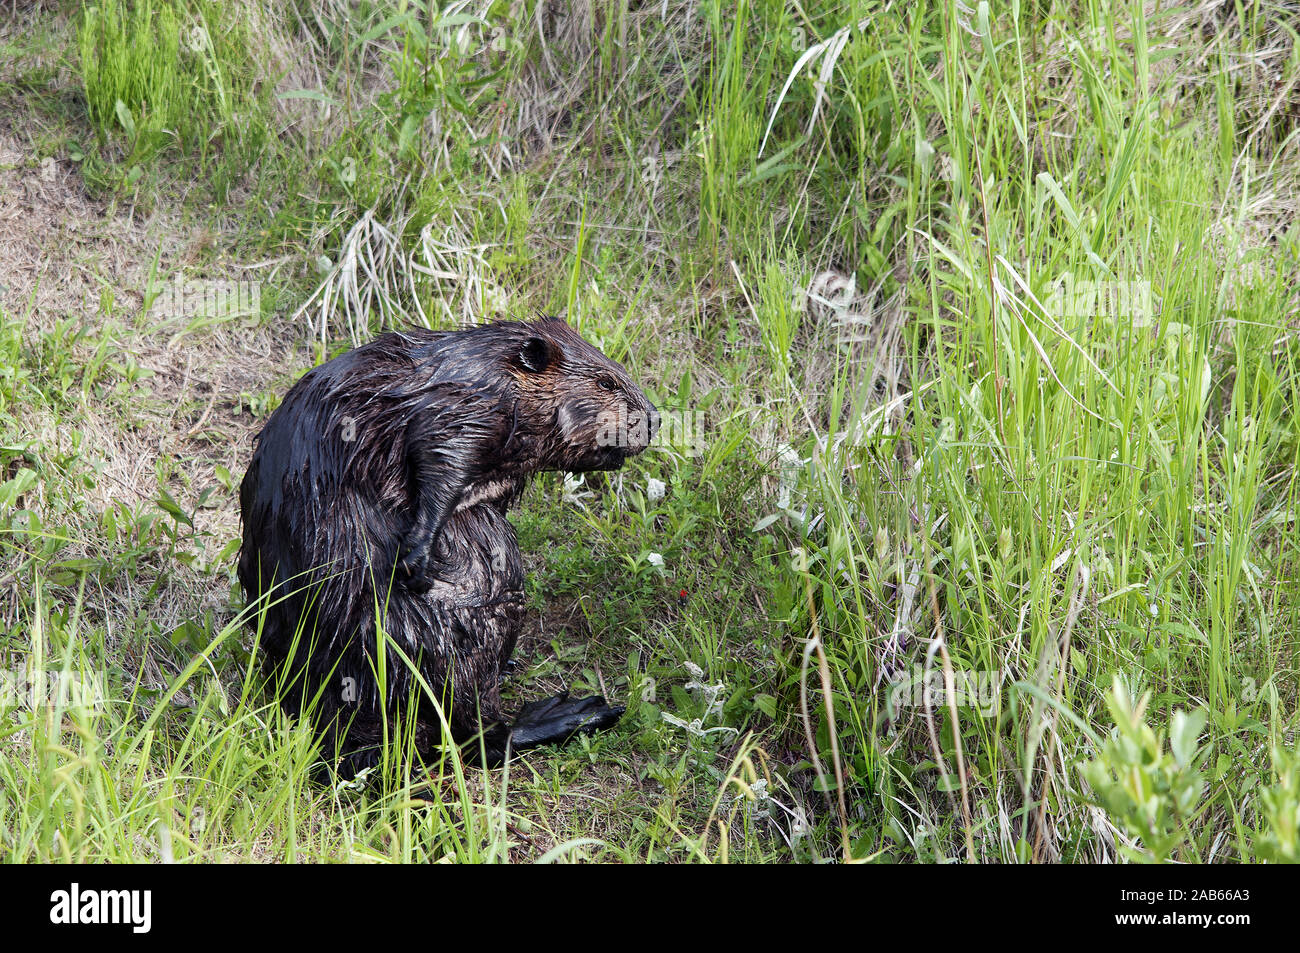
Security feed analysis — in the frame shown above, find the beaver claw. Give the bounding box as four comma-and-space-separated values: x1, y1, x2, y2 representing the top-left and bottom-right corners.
395, 546, 450, 592
395, 548, 430, 590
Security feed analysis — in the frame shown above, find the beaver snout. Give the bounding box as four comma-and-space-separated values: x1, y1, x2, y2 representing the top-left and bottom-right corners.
623, 401, 658, 454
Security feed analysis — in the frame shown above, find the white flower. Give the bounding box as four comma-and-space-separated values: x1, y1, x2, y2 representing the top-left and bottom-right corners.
562, 473, 591, 507
646, 478, 667, 502
646, 552, 665, 569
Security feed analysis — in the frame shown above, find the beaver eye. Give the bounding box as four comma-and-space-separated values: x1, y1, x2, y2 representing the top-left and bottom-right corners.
597, 376, 617, 392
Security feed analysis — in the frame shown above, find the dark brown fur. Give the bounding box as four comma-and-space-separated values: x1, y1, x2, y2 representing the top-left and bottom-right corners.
237, 317, 656, 775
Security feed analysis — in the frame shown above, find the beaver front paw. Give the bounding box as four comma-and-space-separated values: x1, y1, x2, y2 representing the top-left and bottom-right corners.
395, 544, 450, 591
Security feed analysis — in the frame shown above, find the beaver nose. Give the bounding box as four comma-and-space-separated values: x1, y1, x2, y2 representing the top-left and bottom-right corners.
647, 404, 661, 442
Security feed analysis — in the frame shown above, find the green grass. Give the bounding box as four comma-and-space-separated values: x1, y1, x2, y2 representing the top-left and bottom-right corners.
2, 0, 1299, 862
76, 0, 272, 199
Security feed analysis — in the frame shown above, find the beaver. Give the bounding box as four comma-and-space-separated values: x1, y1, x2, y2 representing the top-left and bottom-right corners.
237, 316, 658, 776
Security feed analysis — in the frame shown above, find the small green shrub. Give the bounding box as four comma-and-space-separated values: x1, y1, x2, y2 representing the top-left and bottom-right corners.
1081, 678, 1207, 863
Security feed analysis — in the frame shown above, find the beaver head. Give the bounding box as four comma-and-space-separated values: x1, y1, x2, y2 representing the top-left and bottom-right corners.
502, 317, 659, 474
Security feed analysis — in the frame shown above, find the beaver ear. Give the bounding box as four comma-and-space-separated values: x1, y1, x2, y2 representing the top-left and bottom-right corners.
519, 336, 551, 373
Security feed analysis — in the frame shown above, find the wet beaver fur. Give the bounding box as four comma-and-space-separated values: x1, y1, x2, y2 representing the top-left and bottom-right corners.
237, 317, 657, 776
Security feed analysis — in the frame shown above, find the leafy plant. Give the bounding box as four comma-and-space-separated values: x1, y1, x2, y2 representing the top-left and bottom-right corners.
1080, 678, 1207, 863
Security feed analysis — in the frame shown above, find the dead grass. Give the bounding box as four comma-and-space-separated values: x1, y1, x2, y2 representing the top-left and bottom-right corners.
0, 113, 312, 684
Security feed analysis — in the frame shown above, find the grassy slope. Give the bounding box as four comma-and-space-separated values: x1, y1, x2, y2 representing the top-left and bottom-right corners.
1, 0, 1299, 862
